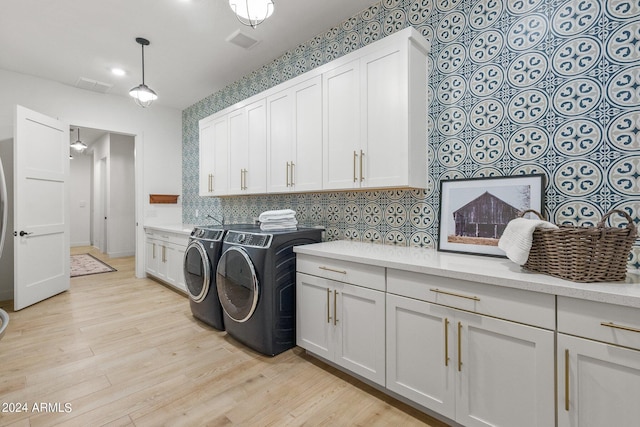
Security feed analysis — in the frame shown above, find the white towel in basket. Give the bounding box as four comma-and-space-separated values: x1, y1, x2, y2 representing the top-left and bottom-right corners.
498, 218, 558, 265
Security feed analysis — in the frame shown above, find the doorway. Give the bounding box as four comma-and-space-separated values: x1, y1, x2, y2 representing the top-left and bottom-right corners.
69, 126, 136, 259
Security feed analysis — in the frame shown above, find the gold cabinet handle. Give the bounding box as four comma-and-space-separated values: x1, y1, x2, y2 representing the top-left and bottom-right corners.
319, 266, 347, 274
353, 151, 357, 182
360, 149, 364, 181
152, 243, 156, 259
444, 318, 450, 367
208, 173, 212, 192
240, 169, 244, 190
290, 161, 295, 186
286, 162, 291, 187
601, 322, 640, 334
162, 245, 166, 263
457, 322, 462, 372
565, 349, 570, 411
208, 173, 214, 192
327, 288, 331, 324
430, 288, 480, 302
334, 291, 339, 325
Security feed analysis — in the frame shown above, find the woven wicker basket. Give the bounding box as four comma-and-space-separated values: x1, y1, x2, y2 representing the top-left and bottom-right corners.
520, 209, 638, 282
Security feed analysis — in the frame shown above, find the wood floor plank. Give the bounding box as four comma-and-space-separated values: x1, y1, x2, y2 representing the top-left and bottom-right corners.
0, 247, 447, 427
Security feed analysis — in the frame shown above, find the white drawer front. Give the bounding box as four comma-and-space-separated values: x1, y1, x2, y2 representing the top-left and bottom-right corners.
387, 269, 555, 329
558, 296, 640, 350
296, 254, 385, 291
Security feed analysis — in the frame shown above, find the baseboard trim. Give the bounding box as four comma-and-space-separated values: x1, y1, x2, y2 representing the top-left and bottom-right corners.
108, 250, 135, 258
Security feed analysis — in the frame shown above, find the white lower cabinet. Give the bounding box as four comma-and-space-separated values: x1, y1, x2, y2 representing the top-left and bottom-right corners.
557, 297, 640, 427
296, 271, 385, 386
144, 229, 187, 292
557, 333, 640, 427
386, 293, 555, 427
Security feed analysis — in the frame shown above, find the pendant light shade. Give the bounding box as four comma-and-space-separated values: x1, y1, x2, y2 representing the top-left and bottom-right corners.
71, 128, 87, 151
129, 37, 158, 108
229, 0, 274, 28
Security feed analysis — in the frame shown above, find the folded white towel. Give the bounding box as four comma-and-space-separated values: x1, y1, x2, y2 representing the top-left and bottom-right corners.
258, 209, 296, 222
498, 218, 558, 265
260, 222, 298, 231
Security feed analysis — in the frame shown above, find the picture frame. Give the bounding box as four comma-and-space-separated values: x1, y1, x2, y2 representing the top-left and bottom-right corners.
438, 174, 545, 257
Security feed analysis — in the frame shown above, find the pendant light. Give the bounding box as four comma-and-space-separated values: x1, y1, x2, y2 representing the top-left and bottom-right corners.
129, 37, 158, 108
71, 128, 87, 151
229, 0, 274, 28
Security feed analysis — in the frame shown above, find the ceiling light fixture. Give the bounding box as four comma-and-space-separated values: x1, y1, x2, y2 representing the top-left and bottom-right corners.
111, 67, 126, 76
229, 0, 274, 29
129, 37, 158, 108
70, 128, 88, 152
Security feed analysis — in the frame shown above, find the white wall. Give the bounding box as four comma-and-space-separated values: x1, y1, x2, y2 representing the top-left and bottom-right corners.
0, 69, 183, 277
69, 151, 92, 246
92, 134, 110, 253
106, 134, 135, 257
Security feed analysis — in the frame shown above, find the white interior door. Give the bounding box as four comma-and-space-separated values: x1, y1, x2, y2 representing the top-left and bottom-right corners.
13, 105, 69, 310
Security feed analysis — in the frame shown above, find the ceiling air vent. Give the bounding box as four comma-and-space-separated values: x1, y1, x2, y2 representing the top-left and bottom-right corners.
75, 77, 113, 94
226, 29, 260, 49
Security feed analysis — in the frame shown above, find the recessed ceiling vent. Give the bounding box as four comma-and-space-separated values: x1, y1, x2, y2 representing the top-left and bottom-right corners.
226, 29, 261, 49
75, 77, 113, 93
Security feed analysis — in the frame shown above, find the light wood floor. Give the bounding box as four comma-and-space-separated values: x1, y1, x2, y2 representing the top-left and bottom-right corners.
0, 247, 449, 427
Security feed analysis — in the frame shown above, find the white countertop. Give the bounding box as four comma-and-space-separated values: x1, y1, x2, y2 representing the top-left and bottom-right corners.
294, 240, 640, 309
144, 224, 195, 236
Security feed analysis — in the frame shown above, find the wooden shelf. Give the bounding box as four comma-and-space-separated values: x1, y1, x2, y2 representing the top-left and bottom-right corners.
149, 194, 179, 204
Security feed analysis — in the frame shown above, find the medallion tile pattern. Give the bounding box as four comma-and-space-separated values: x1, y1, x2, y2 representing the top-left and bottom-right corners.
183, 0, 640, 269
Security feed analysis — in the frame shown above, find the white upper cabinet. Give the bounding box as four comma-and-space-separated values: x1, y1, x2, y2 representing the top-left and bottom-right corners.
199, 115, 228, 196
322, 59, 360, 190
324, 29, 428, 190
199, 27, 430, 196
228, 100, 267, 195
267, 75, 323, 193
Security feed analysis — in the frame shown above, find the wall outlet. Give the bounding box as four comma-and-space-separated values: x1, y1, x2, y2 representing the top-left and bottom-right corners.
195, 209, 199, 218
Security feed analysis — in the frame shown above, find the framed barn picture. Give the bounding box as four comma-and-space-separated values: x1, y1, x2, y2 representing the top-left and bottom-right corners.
438, 174, 545, 257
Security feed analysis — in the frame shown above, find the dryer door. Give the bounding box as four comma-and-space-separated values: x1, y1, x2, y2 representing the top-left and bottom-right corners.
183, 240, 210, 302
216, 246, 259, 322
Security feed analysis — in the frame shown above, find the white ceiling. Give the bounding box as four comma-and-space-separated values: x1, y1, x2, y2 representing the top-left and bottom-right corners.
0, 0, 377, 110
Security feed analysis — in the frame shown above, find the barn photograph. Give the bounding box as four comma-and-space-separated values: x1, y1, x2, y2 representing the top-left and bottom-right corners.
452, 191, 521, 242
438, 175, 545, 256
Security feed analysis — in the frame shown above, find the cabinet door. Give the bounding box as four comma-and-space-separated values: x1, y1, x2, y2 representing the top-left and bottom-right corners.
145, 237, 160, 277
227, 108, 247, 195
211, 116, 229, 196
456, 311, 555, 427
386, 294, 455, 418
245, 99, 267, 194
198, 120, 215, 196
335, 282, 386, 386
296, 273, 332, 360
323, 59, 360, 190
360, 45, 408, 188
267, 90, 293, 193
164, 243, 185, 290
292, 76, 322, 192
558, 333, 640, 427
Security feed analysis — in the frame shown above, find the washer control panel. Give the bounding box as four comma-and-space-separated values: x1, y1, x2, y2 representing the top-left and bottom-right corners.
225, 231, 272, 248
190, 227, 224, 241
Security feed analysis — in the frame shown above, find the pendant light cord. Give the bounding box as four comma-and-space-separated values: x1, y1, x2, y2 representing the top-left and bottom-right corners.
141, 44, 145, 86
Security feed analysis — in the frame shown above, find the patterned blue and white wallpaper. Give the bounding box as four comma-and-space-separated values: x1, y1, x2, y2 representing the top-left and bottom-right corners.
182, 0, 640, 269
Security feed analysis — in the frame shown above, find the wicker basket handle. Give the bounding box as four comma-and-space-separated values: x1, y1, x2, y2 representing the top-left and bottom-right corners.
518, 209, 546, 220
598, 209, 637, 233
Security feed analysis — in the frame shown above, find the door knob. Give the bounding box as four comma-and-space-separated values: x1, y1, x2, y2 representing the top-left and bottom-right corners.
19, 231, 33, 236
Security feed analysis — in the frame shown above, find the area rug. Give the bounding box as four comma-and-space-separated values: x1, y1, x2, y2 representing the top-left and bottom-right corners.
70, 254, 117, 277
